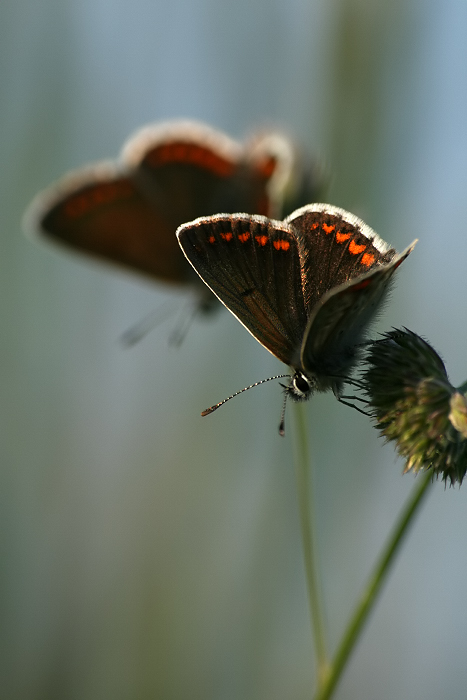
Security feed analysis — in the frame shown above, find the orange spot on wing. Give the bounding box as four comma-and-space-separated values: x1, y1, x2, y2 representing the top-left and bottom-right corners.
255, 234, 268, 246
238, 231, 250, 243
361, 252, 375, 267
273, 239, 290, 251
310, 222, 320, 230
208, 235, 216, 244
349, 240, 367, 255
322, 223, 335, 234
336, 231, 351, 243
220, 231, 233, 241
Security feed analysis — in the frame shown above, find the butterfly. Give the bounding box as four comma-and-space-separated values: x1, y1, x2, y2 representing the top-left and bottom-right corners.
176, 203, 416, 429
24, 120, 323, 324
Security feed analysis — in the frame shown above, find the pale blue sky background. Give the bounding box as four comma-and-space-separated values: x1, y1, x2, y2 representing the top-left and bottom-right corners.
1, 1, 467, 698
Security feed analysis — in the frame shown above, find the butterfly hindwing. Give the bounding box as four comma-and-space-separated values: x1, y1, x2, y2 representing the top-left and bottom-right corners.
123, 122, 276, 225
30, 164, 191, 283
300, 242, 416, 382
286, 205, 395, 312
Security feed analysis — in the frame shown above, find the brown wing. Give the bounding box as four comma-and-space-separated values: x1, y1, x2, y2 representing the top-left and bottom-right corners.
123, 121, 275, 223
27, 162, 190, 284
26, 121, 301, 289
300, 243, 416, 383
177, 214, 307, 365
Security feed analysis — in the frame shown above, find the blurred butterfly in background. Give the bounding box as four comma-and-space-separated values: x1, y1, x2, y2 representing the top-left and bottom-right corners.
24, 120, 325, 342
177, 203, 416, 432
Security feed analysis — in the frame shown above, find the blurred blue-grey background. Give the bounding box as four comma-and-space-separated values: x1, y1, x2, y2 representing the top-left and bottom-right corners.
2, 1, 467, 698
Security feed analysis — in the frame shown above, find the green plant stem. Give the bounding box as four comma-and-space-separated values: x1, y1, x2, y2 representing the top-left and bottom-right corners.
313, 469, 433, 700
293, 402, 330, 687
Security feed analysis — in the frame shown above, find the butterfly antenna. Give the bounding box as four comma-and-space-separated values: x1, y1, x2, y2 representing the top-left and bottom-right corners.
120, 299, 179, 347
278, 391, 289, 436
201, 374, 291, 417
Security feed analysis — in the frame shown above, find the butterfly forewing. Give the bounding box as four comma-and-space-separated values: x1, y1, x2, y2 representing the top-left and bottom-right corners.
288, 206, 395, 314
177, 215, 308, 365
133, 140, 274, 224
37, 170, 190, 283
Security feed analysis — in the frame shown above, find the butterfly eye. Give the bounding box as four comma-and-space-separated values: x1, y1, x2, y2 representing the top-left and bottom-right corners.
291, 372, 314, 399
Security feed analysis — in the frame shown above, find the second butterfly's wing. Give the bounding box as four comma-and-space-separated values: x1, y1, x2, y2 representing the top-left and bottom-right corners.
26, 122, 271, 292
26, 121, 301, 293
123, 121, 276, 227
245, 131, 330, 219
177, 214, 308, 365
26, 162, 190, 284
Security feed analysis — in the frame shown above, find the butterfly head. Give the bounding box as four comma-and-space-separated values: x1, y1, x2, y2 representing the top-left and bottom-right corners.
281, 370, 316, 402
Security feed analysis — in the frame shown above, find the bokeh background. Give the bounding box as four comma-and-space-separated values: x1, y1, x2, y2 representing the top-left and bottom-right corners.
2, 1, 467, 698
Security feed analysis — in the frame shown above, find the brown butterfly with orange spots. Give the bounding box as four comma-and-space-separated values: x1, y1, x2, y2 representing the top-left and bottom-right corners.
24, 120, 323, 324
177, 203, 416, 426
